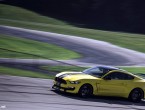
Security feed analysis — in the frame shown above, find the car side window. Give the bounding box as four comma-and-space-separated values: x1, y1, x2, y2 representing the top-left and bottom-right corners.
104, 72, 134, 80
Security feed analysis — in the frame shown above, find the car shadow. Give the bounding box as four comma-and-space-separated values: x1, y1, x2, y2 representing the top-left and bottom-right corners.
52, 90, 145, 107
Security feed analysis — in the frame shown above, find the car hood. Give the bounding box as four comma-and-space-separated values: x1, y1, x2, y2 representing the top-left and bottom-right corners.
56, 71, 99, 81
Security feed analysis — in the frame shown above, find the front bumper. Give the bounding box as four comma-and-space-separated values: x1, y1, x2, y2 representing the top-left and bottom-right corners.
52, 84, 75, 92
52, 81, 80, 93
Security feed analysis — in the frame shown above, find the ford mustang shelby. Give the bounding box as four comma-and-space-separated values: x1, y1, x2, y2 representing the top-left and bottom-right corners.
52, 66, 145, 102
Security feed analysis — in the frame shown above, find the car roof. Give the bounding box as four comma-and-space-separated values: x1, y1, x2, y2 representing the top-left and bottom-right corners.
96, 65, 120, 70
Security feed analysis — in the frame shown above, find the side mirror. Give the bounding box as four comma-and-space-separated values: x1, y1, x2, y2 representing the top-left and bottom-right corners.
103, 77, 111, 80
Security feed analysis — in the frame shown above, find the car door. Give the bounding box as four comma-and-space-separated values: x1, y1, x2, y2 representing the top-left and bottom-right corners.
97, 71, 134, 97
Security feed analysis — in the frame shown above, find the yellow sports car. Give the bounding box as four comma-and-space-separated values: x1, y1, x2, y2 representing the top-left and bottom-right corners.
52, 66, 145, 102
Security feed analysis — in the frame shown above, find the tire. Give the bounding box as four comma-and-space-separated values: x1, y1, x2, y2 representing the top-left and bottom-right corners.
129, 88, 144, 103
79, 84, 93, 98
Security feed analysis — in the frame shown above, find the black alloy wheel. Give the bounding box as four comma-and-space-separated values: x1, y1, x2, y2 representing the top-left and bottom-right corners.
79, 84, 93, 98
129, 88, 143, 102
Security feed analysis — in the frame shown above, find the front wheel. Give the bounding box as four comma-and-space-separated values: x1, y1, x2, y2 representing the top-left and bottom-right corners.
78, 84, 93, 98
129, 88, 144, 102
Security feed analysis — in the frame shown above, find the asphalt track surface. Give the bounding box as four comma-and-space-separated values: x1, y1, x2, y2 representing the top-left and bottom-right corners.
0, 25, 145, 110
1, 25, 145, 66
0, 75, 145, 110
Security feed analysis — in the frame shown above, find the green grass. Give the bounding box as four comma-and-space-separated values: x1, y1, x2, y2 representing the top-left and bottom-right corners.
42, 65, 145, 74
1, 4, 145, 54
0, 65, 145, 79
41, 65, 87, 73
0, 4, 67, 25
0, 34, 80, 59
0, 66, 54, 79
1, 4, 145, 79
120, 67, 145, 79
41, 65, 145, 79
120, 67, 145, 74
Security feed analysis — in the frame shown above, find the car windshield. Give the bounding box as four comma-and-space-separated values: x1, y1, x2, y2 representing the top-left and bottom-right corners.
83, 66, 117, 78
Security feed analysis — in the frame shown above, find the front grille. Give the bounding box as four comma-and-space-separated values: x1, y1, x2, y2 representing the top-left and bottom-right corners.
55, 77, 67, 84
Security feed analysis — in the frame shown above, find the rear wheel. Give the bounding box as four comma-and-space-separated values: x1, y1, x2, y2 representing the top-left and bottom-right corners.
129, 88, 144, 102
79, 84, 93, 98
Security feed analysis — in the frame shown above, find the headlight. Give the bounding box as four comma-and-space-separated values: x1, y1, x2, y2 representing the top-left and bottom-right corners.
70, 81, 80, 84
